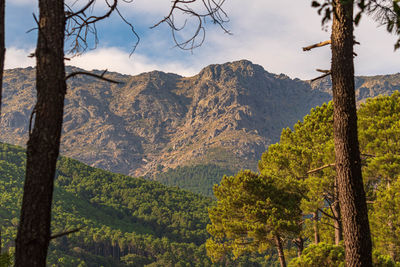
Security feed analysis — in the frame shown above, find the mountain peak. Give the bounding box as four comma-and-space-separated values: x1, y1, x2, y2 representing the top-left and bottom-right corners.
197, 60, 267, 81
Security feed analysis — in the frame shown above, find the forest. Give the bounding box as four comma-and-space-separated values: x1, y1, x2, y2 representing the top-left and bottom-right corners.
0, 144, 270, 266
0, 91, 399, 266
207, 92, 400, 266
0, 142, 215, 266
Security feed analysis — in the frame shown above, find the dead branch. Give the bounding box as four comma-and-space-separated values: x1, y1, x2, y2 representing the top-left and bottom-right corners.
316, 69, 330, 73
310, 71, 331, 82
50, 227, 84, 240
307, 163, 336, 174
65, 70, 121, 84
152, 0, 230, 50
64, 0, 134, 55
318, 207, 337, 220
65, 0, 96, 20
303, 40, 331, 51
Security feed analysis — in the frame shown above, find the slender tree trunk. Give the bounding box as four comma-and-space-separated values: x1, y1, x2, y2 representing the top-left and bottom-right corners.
333, 176, 343, 245
388, 220, 396, 261
15, 0, 66, 266
313, 211, 320, 244
274, 234, 286, 267
333, 205, 343, 245
295, 236, 304, 257
331, 1, 372, 265
0, 0, 5, 116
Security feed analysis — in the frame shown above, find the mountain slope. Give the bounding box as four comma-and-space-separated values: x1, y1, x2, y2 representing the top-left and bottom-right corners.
1, 61, 398, 178
0, 143, 212, 266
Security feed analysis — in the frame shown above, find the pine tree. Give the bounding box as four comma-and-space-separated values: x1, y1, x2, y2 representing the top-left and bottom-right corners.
206, 170, 302, 267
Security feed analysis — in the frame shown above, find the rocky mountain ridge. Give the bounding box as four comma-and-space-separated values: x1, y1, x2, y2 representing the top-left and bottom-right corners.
1, 60, 399, 177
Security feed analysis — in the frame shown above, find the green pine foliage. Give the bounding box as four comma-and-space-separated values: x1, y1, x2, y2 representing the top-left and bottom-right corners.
208, 91, 400, 266
288, 242, 345, 267
206, 170, 302, 263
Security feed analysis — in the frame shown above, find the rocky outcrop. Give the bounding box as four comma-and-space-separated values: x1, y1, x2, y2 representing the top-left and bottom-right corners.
1, 60, 397, 176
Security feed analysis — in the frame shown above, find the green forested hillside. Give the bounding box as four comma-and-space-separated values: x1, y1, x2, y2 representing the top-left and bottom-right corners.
0, 144, 271, 266
155, 164, 234, 197
0, 144, 213, 266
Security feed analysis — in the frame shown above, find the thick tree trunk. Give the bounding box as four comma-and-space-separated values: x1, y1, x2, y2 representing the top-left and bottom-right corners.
313, 211, 320, 244
274, 234, 286, 267
331, 1, 372, 266
0, 0, 5, 116
14, 0, 66, 266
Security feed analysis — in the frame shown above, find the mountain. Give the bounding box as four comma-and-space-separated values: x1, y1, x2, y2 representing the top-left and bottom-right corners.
1, 60, 399, 178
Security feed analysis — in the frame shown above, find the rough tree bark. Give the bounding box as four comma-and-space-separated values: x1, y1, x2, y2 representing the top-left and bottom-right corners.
14, 0, 66, 265
331, 0, 372, 265
0, 0, 5, 116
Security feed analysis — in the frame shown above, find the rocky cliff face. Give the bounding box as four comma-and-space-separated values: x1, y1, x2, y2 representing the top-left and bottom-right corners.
1, 60, 398, 176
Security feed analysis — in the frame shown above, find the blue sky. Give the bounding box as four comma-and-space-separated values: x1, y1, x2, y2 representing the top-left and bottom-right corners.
5, 0, 400, 79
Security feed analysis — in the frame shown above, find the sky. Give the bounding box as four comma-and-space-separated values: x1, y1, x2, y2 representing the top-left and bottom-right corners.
5, 0, 400, 80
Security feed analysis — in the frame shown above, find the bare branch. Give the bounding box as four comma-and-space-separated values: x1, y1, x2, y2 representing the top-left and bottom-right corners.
65, 0, 96, 20
303, 40, 331, 51
152, 0, 230, 50
66, 70, 121, 84
307, 163, 336, 174
316, 69, 331, 74
64, 0, 140, 56
318, 207, 337, 220
50, 227, 84, 240
310, 71, 331, 82
114, 6, 140, 56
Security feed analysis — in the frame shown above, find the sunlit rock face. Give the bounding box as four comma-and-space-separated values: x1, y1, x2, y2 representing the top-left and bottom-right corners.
2, 60, 398, 176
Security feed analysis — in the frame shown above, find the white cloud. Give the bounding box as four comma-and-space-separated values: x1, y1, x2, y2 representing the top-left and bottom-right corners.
4, 47, 35, 69
167, 0, 400, 79
68, 47, 197, 77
